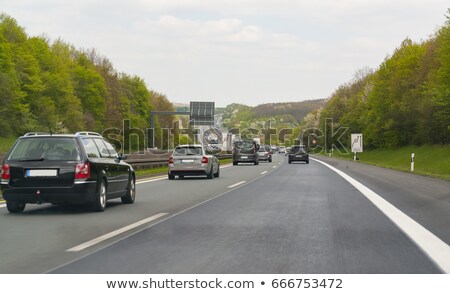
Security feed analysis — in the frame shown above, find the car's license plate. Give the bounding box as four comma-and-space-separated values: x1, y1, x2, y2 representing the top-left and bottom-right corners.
296, 155, 304, 158
181, 159, 194, 163
25, 169, 58, 177
241, 156, 248, 159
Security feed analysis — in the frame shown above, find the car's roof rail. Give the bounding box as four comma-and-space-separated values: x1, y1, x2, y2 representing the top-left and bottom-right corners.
24, 132, 51, 136
75, 131, 101, 137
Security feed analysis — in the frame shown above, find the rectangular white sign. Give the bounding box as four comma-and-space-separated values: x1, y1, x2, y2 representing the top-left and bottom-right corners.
351, 133, 363, 152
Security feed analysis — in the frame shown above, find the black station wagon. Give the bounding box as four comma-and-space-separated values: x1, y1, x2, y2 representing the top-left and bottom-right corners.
1, 132, 136, 213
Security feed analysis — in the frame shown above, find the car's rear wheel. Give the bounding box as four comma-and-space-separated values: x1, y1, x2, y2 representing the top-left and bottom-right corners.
233, 161, 238, 166
168, 172, 175, 180
92, 179, 107, 212
254, 160, 259, 165
207, 166, 214, 179
121, 175, 136, 204
269, 157, 272, 162
306, 160, 309, 164
214, 163, 220, 178
288, 160, 292, 164
6, 201, 25, 213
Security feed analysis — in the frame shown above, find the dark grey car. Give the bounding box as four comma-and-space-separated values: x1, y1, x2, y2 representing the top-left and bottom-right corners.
288, 145, 309, 164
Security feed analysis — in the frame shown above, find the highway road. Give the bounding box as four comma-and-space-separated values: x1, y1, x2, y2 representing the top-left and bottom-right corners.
0, 154, 449, 274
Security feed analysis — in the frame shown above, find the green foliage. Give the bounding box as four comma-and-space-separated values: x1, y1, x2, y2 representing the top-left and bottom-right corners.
0, 14, 175, 144
307, 10, 450, 149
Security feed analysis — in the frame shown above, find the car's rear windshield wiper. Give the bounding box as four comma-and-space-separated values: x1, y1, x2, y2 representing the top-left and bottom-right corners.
15, 157, 45, 162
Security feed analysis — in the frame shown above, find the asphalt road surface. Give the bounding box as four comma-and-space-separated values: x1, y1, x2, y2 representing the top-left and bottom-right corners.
0, 154, 449, 274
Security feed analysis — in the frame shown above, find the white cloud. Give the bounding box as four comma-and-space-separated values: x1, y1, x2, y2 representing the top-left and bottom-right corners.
1, 0, 449, 106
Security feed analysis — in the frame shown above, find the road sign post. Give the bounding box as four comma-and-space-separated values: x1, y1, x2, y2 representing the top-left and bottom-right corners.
411, 153, 415, 172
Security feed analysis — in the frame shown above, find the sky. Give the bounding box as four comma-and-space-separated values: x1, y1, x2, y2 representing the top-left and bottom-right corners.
1, 0, 449, 106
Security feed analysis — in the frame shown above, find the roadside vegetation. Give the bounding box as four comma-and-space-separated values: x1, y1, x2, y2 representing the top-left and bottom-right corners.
0, 13, 175, 150
319, 145, 450, 181
300, 10, 450, 150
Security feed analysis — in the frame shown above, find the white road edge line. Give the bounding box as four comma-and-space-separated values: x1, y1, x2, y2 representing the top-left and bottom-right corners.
311, 157, 450, 274
260, 171, 268, 175
66, 213, 168, 252
227, 181, 246, 188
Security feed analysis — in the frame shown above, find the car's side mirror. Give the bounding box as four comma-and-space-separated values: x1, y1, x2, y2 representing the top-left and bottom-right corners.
116, 153, 128, 161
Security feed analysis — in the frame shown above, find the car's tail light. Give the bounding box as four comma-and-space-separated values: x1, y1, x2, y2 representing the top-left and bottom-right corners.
168, 156, 174, 164
75, 162, 90, 179
201, 156, 209, 164
1, 164, 10, 180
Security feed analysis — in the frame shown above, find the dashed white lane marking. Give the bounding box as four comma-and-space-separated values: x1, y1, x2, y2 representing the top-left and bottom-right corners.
66, 213, 168, 252
272, 166, 277, 169
227, 181, 246, 188
312, 157, 450, 274
260, 171, 268, 175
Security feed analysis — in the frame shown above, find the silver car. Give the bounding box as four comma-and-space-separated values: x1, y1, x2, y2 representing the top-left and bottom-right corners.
168, 145, 220, 180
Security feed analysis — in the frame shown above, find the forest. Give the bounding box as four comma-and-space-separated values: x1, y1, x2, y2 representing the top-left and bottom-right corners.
303, 10, 450, 149
0, 13, 174, 148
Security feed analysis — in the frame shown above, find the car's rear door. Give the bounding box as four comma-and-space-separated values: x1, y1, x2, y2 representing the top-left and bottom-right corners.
172, 146, 204, 171
6, 137, 80, 189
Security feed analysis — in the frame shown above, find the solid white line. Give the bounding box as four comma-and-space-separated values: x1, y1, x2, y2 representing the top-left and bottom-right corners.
66, 213, 168, 252
227, 181, 246, 188
260, 171, 268, 175
311, 157, 450, 273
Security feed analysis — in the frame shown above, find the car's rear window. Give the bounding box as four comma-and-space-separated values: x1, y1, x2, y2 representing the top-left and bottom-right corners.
290, 146, 307, 154
174, 146, 202, 156
7, 137, 80, 161
234, 141, 254, 149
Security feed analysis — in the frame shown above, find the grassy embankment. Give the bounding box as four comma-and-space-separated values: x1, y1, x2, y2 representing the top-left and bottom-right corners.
318, 145, 450, 181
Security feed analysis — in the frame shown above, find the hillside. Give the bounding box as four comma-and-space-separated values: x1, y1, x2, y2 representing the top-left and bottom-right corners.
252, 100, 325, 122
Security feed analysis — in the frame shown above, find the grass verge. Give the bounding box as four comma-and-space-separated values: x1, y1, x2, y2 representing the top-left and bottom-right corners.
318, 145, 450, 181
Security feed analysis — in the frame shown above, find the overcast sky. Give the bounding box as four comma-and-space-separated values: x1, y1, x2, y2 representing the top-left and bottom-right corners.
1, 1, 449, 106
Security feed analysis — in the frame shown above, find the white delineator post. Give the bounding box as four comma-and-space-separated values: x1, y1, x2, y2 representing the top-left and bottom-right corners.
411, 153, 415, 172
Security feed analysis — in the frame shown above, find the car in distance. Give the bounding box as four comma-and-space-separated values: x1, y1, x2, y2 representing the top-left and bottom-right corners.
0, 132, 136, 213
285, 147, 291, 156
288, 145, 309, 164
257, 145, 272, 162
232, 140, 259, 165
279, 147, 286, 153
168, 145, 220, 179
